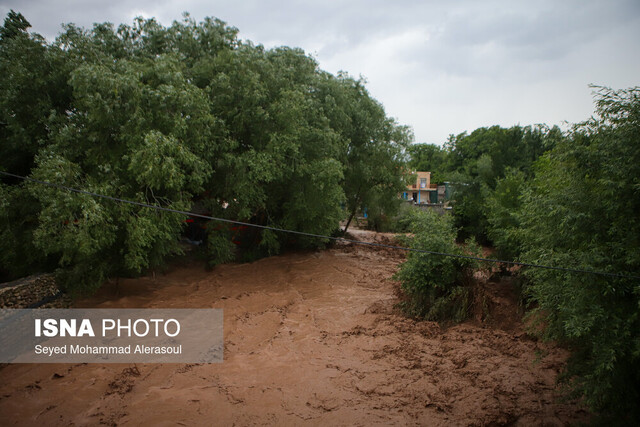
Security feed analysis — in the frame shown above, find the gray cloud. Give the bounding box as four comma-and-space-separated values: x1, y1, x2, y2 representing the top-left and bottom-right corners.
1, 0, 638, 143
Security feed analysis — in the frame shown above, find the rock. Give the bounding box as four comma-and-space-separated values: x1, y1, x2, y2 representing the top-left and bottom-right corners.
0, 274, 71, 308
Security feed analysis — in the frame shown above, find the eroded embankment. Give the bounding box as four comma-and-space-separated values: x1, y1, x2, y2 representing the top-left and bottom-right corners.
0, 231, 588, 426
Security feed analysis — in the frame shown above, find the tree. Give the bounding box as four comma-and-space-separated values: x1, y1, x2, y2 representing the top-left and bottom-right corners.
394, 209, 479, 321
0, 12, 70, 177
23, 53, 222, 293
516, 86, 640, 420
0, 12, 72, 281
0, 10, 30, 40
440, 125, 559, 243
0, 11, 410, 289
484, 168, 526, 260
406, 143, 449, 182
316, 73, 411, 233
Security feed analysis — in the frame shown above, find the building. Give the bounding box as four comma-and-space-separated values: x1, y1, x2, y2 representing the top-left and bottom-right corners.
437, 182, 455, 202
401, 171, 438, 204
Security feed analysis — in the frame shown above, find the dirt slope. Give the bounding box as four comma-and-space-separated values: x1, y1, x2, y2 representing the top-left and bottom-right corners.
0, 231, 588, 426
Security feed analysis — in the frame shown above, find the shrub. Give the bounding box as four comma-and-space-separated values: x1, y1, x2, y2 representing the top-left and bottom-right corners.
391, 202, 423, 233
206, 228, 236, 267
516, 86, 640, 420
394, 209, 480, 322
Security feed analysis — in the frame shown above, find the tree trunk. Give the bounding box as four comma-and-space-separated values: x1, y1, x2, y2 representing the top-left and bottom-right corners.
343, 206, 358, 234
343, 188, 363, 235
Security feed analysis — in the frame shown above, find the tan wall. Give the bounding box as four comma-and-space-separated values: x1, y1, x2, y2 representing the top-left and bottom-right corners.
402, 171, 437, 203
403, 189, 434, 204
407, 171, 432, 190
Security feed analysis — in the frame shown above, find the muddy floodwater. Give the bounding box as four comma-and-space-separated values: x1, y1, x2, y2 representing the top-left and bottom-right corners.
0, 231, 588, 425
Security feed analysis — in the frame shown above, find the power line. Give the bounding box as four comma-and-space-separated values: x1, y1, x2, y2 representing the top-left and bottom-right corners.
2, 170, 639, 280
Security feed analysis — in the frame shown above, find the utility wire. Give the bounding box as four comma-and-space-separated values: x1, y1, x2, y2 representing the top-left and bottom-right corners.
2, 170, 639, 280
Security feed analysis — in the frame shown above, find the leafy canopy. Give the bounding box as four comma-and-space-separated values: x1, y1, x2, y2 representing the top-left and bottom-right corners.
515, 86, 640, 420
0, 12, 410, 291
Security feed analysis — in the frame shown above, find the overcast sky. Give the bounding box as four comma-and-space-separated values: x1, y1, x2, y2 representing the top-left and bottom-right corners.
1, 0, 639, 144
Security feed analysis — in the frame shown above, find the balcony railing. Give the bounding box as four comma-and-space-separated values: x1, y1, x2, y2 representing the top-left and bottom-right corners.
410, 184, 437, 190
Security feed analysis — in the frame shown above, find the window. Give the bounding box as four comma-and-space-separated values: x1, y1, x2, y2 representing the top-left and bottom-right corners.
420, 178, 426, 189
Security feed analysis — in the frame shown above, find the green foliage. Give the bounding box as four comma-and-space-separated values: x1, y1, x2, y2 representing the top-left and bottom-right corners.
447, 174, 489, 243
0, 10, 30, 40
364, 185, 407, 232
394, 210, 479, 321
0, 182, 57, 279
409, 125, 559, 244
0, 11, 409, 291
369, 201, 430, 233
392, 202, 424, 233
0, 12, 70, 177
322, 73, 412, 233
405, 85, 640, 421
446, 125, 556, 179
206, 228, 237, 267
407, 143, 449, 182
517, 86, 640, 420
485, 168, 526, 260
445, 125, 559, 243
